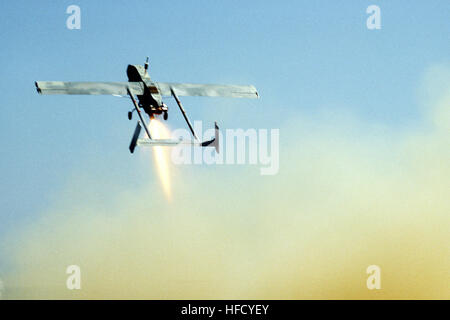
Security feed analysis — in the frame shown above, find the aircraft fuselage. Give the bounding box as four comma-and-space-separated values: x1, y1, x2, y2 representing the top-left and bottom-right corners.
126, 64, 167, 118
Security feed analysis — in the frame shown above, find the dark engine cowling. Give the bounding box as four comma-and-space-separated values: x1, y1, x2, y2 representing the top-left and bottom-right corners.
127, 64, 148, 82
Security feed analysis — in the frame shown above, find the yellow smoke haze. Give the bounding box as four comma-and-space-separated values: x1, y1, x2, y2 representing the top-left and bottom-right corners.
2, 65, 449, 299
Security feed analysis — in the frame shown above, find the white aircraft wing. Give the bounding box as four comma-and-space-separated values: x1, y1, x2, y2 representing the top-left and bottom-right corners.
35, 81, 145, 95
155, 82, 259, 99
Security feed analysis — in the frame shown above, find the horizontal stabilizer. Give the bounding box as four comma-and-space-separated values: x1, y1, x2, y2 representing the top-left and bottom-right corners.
137, 137, 217, 150
136, 122, 220, 153
137, 138, 205, 147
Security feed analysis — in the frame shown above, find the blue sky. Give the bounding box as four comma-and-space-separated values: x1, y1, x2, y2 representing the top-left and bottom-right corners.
0, 0, 448, 269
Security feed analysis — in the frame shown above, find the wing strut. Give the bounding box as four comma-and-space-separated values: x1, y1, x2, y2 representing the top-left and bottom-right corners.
171, 88, 199, 141
127, 87, 152, 139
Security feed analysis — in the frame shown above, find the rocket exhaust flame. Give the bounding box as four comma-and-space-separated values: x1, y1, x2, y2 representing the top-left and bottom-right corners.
148, 119, 172, 201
